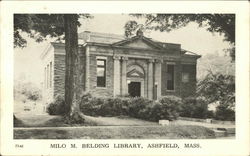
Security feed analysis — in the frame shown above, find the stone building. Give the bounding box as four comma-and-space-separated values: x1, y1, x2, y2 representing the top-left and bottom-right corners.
40, 31, 201, 109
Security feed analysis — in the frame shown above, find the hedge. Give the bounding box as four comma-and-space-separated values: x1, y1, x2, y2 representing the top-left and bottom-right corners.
79, 93, 182, 121
180, 97, 209, 119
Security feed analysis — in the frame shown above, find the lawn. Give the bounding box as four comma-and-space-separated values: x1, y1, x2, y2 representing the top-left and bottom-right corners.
14, 125, 215, 139
14, 114, 216, 139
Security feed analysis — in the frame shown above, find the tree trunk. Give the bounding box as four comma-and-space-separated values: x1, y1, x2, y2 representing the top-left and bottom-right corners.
64, 14, 83, 119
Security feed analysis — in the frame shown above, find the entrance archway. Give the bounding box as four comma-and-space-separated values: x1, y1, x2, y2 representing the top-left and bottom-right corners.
127, 64, 145, 97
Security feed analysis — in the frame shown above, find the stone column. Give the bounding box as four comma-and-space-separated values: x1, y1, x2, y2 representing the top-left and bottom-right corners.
113, 56, 121, 96
155, 59, 162, 100
148, 59, 154, 99
121, 56, 128, 95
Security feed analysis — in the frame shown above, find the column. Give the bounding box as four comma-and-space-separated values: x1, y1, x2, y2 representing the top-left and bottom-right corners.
113, 56, 121, 96
121, 56, 128, 95
148, 59, 154, 99
155, 59, 162, 100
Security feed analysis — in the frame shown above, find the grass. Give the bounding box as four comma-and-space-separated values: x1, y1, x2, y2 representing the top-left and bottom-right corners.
14, 125, 215, 139
14, 114, 157, 127
14, 114, 216, 139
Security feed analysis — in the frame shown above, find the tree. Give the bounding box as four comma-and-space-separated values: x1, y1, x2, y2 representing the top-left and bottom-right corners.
14, 14, 92, 122
124, 14, 235, 60
197, 52, 235, 80
197, 73, 235, 110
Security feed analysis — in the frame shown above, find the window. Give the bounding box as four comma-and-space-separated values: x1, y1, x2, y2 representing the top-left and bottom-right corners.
50, 62, 52, 88
182, 73, 190, 83
97, 59, 106, 87
47, 64, 49, 88
167, 65, 174, 90
44, 67, 46, 88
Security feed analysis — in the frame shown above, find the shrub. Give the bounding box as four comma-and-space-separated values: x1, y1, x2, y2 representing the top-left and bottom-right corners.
206, 110, 215, 118
101, 97, 130, 116
180, 97, 209, 119
156, 96, 182, 121
79, 93, 183, 122
215, 104, 235, 121
128, 97, 152, 118
46, 95, 67, 115
80, 97, 103, 116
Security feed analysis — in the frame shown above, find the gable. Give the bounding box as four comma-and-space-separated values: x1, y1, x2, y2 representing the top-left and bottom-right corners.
113, 36, 164, 50
127, 68, 144, 78
122, 39, 156, 50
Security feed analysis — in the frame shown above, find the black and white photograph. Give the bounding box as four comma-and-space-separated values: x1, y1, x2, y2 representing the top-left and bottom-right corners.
0, 1, 249, 156
13, 13, 236, 139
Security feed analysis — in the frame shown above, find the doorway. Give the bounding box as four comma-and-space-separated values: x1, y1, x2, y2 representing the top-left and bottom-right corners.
128, 82, 141, 97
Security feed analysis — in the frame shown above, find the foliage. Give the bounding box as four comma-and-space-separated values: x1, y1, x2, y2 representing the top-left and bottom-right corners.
215, 104, 235, 121
46, 95, 67, 115
124, 21, 141, 39
181, 97, 209, 119
128, 97, 153, 118
14, 14, 92, 48
14, 14, 93, 118
79, 93, 182, 121
197, 73, 235, 108
197, 73, 235, 121
14, 81, 41, 101
197, 52, 235, 80
125, 14, 235, 60
156, 96, 182, 121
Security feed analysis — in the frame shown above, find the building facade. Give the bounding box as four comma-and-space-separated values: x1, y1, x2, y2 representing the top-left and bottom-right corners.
40, 31, 201, 108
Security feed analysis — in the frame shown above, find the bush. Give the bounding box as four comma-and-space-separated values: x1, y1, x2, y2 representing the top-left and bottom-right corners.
136, 96, 183, 122
102, 97, 130, 116
79, 93, 183, 122
180, 97, 208, 119
128, 97, 152, 118
157, 96, 182, 121
80, 96, 103, 116
215, 104, 235, 121
47, 95, 67, 115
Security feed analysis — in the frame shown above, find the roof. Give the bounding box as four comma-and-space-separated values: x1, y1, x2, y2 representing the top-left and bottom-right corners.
181, 49, 201, 58
78, 31, 125, 44
42, 31, 200, 58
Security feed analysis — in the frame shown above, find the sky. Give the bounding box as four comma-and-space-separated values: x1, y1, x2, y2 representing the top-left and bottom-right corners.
14, 14, 232, 86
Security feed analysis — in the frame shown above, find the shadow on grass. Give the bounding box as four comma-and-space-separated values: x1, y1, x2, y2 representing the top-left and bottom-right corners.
14, 125, 216, 139
14, 129, 70, 139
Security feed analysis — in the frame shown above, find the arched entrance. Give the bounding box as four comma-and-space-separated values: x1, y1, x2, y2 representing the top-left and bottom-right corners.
127, 64, 145, 97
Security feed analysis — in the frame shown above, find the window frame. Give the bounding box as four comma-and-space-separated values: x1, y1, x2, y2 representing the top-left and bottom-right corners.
47, 64, 49, 89
50, 61, 52, 88
166, 64, 175, 91
182, 72, 190, 83
44, 67, 46, 89
96, 57, 107, 88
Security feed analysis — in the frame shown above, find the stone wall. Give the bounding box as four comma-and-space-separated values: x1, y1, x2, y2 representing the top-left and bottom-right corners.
88, 54, 114, 97
161, 61, 182, 97
46, 41, 199, 102
161, 62, 197, 98
54, 54, 65, 97
180, 64, 197, 97
41, 45, 54, 107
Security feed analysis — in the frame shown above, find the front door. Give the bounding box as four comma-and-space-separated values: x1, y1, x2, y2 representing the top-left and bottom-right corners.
128, 82, 141, 97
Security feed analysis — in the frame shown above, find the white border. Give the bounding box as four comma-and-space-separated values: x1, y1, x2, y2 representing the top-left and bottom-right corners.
1, 1, 249, 156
